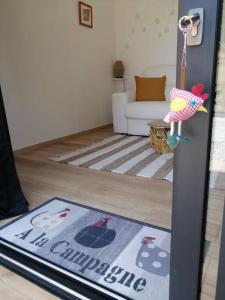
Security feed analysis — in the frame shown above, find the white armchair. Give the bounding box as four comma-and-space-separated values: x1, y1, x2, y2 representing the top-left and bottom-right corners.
112, 65, 175, 136
112, 91, 170, 136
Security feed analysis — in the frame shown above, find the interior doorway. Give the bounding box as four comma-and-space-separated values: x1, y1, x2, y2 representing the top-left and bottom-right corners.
0, 1, 177, 299
0, 1, 223, 300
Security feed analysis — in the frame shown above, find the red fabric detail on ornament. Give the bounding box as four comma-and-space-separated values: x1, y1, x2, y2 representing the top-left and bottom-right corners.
192, 84, 209, 100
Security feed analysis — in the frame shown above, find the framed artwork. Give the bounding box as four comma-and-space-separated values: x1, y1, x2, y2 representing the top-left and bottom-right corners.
78, 1, 93, 28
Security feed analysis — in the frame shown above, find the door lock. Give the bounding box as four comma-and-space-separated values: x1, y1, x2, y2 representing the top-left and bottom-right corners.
187, 8, 204, 46
191, 18, 200, 37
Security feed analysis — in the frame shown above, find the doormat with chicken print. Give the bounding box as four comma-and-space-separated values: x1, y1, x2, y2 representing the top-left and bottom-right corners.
0, 198, 171, 300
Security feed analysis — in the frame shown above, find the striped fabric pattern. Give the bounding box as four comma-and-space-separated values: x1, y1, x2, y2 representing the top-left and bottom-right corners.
50, 135, 174, 181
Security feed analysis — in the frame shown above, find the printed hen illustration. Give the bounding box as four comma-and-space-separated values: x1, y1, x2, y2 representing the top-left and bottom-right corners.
31, 208, 70, 231
164, 84, 208, 149
136, 237, 170, 277
75, 216, 116, 248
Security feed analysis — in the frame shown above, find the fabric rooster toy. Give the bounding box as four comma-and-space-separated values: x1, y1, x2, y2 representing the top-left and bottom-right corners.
164, 84, 209, 149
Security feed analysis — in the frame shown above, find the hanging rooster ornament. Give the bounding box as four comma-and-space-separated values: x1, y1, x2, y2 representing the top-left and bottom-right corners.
164, 84, 209, 149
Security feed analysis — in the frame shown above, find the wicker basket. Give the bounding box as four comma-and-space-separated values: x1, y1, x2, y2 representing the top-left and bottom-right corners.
148, 121, 172, 154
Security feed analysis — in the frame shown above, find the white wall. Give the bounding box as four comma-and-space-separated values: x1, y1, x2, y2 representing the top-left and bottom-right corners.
0, 0, 116, 150
114, 0, 178, 91
0, 0, 179, 150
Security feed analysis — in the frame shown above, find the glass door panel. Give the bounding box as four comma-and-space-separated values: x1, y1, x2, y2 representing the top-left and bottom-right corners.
201, 4, 225, 299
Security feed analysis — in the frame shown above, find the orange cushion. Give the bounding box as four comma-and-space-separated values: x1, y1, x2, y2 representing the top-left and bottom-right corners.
135, 75, 166, 101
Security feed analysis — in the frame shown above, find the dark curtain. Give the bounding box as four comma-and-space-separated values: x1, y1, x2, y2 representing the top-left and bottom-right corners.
0, 86, 28, 219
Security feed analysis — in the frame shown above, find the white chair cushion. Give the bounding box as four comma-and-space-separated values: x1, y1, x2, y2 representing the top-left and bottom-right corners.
125, 101, 170, 120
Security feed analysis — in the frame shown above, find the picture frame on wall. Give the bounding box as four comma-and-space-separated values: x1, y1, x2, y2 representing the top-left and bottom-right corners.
78, 1, 93, 28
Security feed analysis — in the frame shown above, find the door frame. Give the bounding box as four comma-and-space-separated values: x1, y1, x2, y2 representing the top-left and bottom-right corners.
170, 1, 223, 300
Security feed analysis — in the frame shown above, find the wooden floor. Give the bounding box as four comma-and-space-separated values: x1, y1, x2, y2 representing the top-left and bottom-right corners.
0, 125, 224, 300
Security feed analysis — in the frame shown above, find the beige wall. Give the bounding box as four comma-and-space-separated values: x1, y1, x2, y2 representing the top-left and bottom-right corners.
114, 0, 178, 91
0, 0, 116, 150
0, 0, 179, 150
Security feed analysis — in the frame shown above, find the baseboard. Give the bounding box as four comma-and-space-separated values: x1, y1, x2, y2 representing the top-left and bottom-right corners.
14, 124, 112, 155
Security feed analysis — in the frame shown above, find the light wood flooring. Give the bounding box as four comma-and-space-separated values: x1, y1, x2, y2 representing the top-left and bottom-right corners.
0, 125, 224, 300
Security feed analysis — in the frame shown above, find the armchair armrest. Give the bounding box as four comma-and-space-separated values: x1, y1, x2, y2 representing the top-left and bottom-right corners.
112, 91, 135, 134
112, 91, 135, 103
125, 91, 136, 102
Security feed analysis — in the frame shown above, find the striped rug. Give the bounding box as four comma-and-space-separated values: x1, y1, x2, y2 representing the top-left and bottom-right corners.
50, 135, 174, 181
